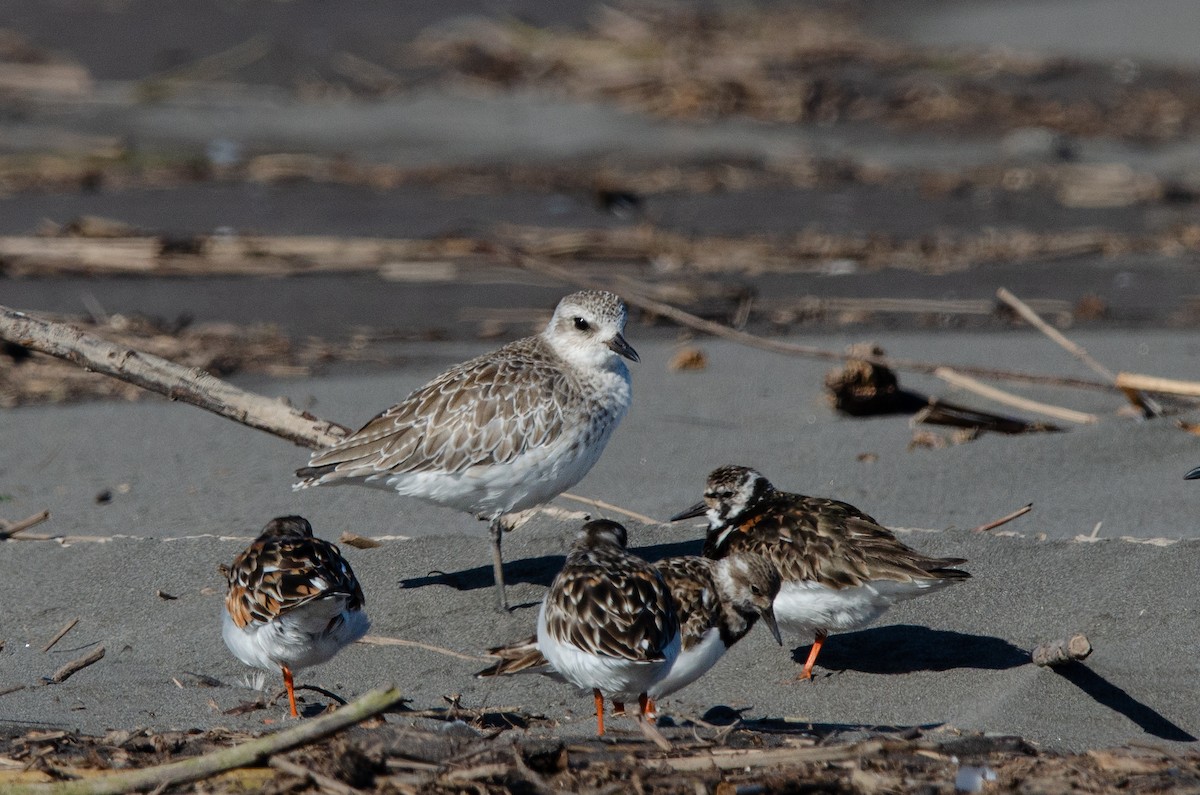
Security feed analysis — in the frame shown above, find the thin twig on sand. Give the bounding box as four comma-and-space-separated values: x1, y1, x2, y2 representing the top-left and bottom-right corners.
996, 287, 1159, 416
557, 494, 664, 526
5, 686, 404, 795
358, 635, 484, 662
40, 619, 80, 653
971, 504, 1033, 534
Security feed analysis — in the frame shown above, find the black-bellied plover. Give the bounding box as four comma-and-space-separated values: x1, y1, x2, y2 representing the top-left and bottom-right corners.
295, 290, 638, 611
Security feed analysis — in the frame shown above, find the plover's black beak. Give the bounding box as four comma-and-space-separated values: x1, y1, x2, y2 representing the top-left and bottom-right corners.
669, 502, 707, 522
1186, 466, 1200, 480
760, 608, 783, 646
607, 333, 639, 363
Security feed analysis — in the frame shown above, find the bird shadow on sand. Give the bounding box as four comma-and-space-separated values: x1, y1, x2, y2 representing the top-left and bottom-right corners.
397, 540, 703, 594
799, 626, 1195, 742
1051, 661, 1196, 742
795, 625, 1030, 674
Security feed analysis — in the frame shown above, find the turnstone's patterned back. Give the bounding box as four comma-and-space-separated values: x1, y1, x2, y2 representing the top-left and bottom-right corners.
224, 515, 364, 630
673, 465, 968, 679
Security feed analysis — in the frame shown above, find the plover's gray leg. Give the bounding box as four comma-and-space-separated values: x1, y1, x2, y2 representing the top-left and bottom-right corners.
490, 515, 509, 612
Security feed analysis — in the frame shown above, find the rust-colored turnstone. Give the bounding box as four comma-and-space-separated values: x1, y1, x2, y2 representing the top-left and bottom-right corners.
672, 465, 969, 680
220, 516, 368, 717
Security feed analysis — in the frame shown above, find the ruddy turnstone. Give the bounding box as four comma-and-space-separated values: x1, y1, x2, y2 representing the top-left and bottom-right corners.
480, 552, 782, 715
220, 516, 369, 717
295, 290, 638, 612
671, 465, 969, 680
537, 519, 679, 735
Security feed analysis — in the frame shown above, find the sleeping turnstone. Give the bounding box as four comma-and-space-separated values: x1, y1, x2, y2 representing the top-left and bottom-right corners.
671, 465, 969, 680
479, 550, 781, 716
537, 519, 679, 735
295, 290, 638, 612
221, 516, 369, 717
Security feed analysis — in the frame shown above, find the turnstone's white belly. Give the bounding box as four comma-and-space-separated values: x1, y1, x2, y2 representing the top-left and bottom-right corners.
647, 628, 724, 700
537, 601, 678, 704
222, 596, 369, 673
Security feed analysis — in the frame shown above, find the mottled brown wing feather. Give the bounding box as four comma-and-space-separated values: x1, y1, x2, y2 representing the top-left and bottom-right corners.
544, 561, 677, 662
653, 556, 720, 652
706, 495, 968, 590
302, 338, 574, 479
477, 635, 546, 677
224, 535, 363, 628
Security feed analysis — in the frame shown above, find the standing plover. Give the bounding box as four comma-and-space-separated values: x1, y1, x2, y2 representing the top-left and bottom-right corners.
221, 516, 369, 717
480, 551, 781, 716
295, 290, 638, 611
672, 465, 969, 680
537, 520, 679, 735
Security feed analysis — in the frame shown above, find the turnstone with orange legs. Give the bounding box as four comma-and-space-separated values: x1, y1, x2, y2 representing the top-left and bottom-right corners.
536, 520, 679, 735
671, 465, 969, 680
221, 516, 369, 717
295, 291, 638, 612
480, 550, 781, 717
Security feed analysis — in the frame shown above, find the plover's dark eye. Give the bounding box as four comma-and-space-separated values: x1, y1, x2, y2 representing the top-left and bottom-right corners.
750, 585, 762, 596
573, 317, 591, 331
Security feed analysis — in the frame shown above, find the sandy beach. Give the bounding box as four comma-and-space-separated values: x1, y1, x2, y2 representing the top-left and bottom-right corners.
4, 1, 1200, 789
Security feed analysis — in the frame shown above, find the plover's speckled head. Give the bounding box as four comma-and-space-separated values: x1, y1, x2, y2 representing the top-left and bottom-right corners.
544, 290, 638, 368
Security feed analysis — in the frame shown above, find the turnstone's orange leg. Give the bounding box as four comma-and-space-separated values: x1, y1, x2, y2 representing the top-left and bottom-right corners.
640, 694, 657, 724
798, 630, 828, 680
282, 665, 299, 717
593, 689, 606, 735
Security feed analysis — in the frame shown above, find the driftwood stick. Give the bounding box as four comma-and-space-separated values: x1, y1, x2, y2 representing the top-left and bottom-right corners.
934, 368, 1098, 425
41, 618, 80, 653
1032, 634, 1093, 667
0, 305, 348, 450
0, 510, 51, 540
6, 686, 405, 795
520, 260, 1117, 393
47, 646, 105, 684
971, 503, 1033, 534
1115, 372, 1200, 398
